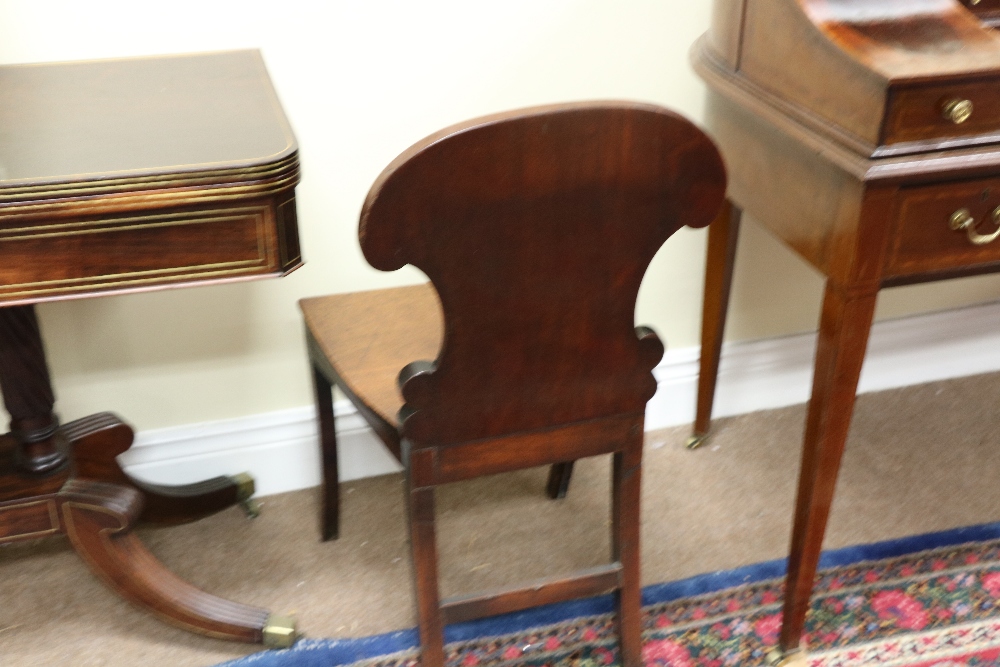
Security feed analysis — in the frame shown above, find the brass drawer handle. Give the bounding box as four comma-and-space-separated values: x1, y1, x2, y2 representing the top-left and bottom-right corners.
942, 98, 974, 125
949, 207, 1000, 245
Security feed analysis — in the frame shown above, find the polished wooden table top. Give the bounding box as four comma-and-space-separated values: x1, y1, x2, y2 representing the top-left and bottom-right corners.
0, 50, 301, 306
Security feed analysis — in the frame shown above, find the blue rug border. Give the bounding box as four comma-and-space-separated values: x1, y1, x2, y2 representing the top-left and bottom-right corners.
219, 520, 1000, 667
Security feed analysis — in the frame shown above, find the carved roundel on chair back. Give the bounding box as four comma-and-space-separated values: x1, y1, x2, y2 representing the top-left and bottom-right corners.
360, 102, 726, 446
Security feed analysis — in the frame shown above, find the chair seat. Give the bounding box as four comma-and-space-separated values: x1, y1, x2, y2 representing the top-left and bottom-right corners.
300, 282, 442, 431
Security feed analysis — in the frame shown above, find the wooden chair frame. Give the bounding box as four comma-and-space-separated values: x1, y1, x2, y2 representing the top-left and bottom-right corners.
301, 102, 726, 667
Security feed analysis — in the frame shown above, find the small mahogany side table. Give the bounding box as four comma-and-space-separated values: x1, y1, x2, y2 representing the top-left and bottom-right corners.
0, 51, 301, 646
692, 0, 1000, 664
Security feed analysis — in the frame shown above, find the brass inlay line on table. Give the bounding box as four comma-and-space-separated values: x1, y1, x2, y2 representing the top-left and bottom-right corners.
0, 155, 299, 202
0, 172, 300, 218
0, 499, 60, 543
0, 207, 268, 241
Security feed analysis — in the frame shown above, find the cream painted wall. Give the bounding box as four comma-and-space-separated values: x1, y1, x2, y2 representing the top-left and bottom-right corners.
2, 1, 1000, 432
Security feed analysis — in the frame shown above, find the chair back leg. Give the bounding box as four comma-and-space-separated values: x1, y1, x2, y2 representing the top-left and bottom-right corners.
612, 441, 643, 667
408, 481, 446, 667
310, 363, 340, 541
404, 439, 643, 667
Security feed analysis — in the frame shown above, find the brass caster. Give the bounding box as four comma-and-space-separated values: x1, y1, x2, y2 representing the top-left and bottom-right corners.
231, 472, 256, 499
262, 613, 298, 649
230, 472, 260, 518
686, 434, 707, 450
240, 497, 261, 518
766, 649, 807, 667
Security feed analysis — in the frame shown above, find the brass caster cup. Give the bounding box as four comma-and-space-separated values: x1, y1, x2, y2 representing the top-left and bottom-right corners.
767, 649, 808, 667
263, 613, 298, 649
230, 472, 261, 518
685, 434, 707, 450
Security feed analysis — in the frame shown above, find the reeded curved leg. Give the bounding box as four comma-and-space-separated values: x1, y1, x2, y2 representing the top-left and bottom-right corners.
66, 413, 254, 525
58, 478, 294, 645
688, 203, 742, 449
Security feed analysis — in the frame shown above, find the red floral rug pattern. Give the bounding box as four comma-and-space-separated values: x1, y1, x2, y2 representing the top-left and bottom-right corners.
354, 539, 1000, 667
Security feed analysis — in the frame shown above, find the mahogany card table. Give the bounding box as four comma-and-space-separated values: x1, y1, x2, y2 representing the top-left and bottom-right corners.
0, 50, 301, 646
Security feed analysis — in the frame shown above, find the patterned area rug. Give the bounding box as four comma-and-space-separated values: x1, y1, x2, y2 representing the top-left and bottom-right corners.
221, 524, 1000, 667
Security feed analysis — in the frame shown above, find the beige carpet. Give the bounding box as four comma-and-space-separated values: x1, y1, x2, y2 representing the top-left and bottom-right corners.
4, 372, 1000, 666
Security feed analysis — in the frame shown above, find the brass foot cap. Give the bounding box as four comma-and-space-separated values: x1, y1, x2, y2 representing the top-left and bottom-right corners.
263, 614, 298, 649
766, 649, 807, 667
685, 434, 707, 450
230, 473, 260, 518
230, 472, 256, 501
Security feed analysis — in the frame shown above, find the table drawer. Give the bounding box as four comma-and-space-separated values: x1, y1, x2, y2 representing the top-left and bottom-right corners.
0, 203, 283, 304
888, 177, 1000, 275
884, 78, 1000, 145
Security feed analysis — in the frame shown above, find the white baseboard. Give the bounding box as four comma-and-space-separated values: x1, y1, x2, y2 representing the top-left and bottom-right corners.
122, 404, 403, 497
120, 300, 1000, 497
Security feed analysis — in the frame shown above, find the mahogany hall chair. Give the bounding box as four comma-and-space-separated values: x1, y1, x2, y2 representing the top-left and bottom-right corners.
298, 102, 725, 667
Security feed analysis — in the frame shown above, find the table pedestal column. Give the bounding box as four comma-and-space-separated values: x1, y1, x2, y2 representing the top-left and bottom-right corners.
0, 305, 67, 474
0, 304, 294, 646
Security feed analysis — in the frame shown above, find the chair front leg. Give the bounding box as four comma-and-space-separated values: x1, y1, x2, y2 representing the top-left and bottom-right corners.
310, 363, 340, 541
612, 441, 643, 667
408, 477, 445, 667
545, 461, 575, 499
